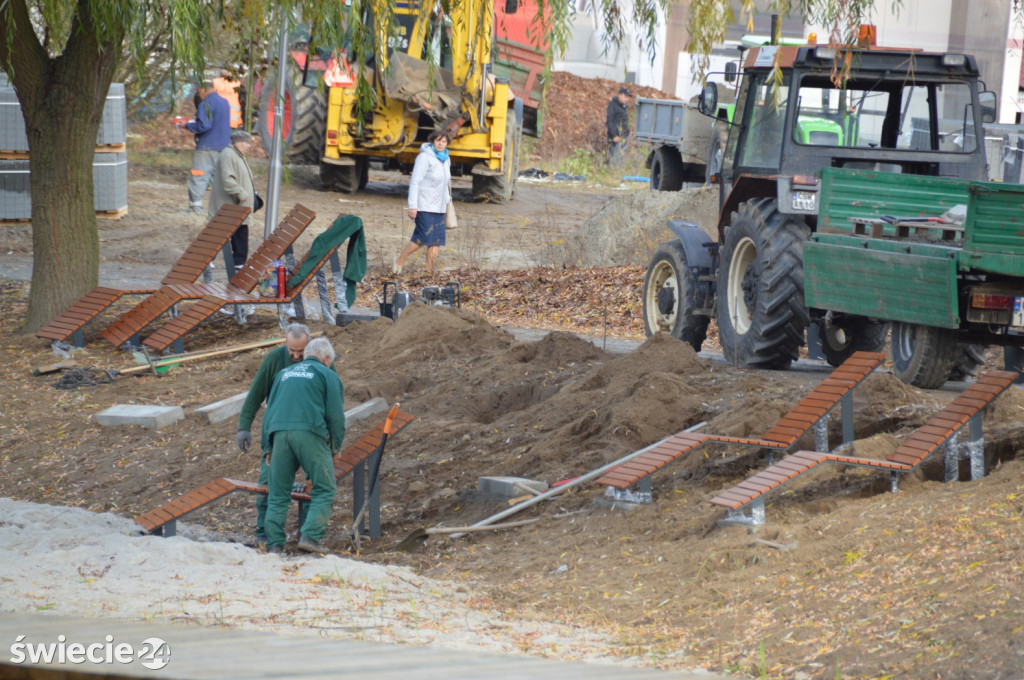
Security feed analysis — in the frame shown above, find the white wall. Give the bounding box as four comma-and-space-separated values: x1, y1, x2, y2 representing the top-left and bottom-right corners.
553, 8, 666, 89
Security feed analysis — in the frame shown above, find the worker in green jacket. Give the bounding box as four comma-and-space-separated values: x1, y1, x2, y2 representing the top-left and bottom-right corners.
261, 337, 346, 554
236, 323, 316, 545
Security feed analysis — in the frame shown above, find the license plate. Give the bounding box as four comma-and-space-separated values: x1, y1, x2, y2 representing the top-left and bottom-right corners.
1014, 298, 1024, 326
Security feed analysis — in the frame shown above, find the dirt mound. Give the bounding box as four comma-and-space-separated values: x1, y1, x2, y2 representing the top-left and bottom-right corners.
706, 394, 792, 439
858, 372, 935, 415
984, 381, 1024, 423
544, 185, 721, 267
537, 72, 675, 163
351, 303, 515, 366
507, 330, 605, 367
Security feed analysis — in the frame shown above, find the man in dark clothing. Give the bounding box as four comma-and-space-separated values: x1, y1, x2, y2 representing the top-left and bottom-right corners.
606, 87, 632, 165
261, 337, 346, 554
236, 323, 314, 546
183, 80, 232, 214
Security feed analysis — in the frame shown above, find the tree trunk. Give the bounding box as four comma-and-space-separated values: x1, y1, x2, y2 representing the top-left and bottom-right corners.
1, 0, 125, 334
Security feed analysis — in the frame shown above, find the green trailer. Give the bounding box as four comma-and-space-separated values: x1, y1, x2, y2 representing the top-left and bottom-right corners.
805, 167, 1024, 388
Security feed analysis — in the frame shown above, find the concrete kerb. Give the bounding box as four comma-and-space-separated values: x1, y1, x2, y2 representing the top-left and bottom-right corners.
93, 404, 185, 429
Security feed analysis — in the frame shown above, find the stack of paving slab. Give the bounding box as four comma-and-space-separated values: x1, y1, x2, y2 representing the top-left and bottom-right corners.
0, 72, 127, 220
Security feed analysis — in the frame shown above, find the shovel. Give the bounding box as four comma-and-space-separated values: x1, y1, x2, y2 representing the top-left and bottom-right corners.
351, 402, 400, 551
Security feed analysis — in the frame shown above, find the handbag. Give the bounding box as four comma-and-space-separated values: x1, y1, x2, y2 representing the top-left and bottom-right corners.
445, 201, 458, 229
253, 192, 264, 212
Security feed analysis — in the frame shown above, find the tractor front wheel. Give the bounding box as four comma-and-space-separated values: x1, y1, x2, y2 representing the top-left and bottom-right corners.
642, 240, 710, 351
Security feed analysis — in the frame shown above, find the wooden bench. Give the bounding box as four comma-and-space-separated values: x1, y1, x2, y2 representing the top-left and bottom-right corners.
35, 205, 250, 346
709, 369, 1019, 524
142, 215, 365, 353
596, 352, 885, 499
100, 204, 315, 349
134, 409, 414, 539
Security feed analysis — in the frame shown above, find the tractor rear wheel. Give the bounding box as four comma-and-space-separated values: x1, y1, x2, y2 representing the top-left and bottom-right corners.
650, 147, 684, 192
642, 240, 710, 351
890, 322, 957, 389
821, 315, 889, 367
258, 62, 327, 165
717, 198, 810, 369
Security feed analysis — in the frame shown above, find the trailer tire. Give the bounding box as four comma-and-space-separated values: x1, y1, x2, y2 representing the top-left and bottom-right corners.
948, 343, 985, 381
642, 240, 710, 351
650, 147, 684, 192
717, 198, 810, 369
258, 64, 327, 165
890, 322, 957, 389
821, 316, 889, 367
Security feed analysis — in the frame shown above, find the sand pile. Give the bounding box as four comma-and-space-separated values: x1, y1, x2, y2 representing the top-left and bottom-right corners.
0, 497, 631, 663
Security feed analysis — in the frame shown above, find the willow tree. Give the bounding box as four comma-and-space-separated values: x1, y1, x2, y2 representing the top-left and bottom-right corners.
2, 0, 876, 333
0, 0, 340, 333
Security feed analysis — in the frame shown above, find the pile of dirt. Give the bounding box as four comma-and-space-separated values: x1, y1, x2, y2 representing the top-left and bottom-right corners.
536, 72, 675, 163
546, 184, 721, 267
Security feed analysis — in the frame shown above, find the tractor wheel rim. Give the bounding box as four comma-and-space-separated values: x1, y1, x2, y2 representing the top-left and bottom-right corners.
646, 261, 677, 332
727, 236, 756, 335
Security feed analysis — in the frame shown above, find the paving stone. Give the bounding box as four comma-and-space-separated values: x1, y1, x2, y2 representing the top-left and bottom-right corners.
94, 404, 184, 429
477, 476, 549, 498
195, 391, 248, 424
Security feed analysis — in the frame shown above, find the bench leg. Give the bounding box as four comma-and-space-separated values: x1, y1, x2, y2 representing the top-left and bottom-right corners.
944, 436, 959, 482
720, 499, 765, 527
163, 520, 177, 537
890, 471, 900, 493
840, 391, 854, 446
329, 252, 347, 314
71, 329, 85, 349
815, 418, 828, 453
172, 338, 185, 355
968, 413, 984, 481
603, 475, 652, 505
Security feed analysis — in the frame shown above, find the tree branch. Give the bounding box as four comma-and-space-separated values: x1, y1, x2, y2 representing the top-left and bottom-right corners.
0, 0, 50, 99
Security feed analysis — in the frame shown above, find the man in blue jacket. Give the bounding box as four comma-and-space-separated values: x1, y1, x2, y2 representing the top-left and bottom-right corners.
184, 80, 232, 214
261, 337, 346, 554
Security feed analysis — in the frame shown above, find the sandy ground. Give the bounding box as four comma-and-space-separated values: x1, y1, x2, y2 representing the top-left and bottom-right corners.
0, 497, 655, 667
2, 154, 1024, 679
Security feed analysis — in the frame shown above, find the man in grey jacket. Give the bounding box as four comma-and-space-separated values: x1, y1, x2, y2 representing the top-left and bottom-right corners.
209, 130, 257, 270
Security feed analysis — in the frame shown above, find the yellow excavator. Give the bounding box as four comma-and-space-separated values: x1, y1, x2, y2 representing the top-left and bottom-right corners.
319, 0, 542, 203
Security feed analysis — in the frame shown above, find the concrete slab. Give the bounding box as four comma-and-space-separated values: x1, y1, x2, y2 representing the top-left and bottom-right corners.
478, 476, 549, 498
345, 397, 389, 424
195, 391, 248, 424
93, 404, 184, 429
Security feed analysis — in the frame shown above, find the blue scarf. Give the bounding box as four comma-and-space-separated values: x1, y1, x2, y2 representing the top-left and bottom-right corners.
432, 147, 449, 163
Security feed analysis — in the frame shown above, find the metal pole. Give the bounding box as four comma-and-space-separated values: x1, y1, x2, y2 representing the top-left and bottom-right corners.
265, 16, 289, 239
448, 421, 707, 539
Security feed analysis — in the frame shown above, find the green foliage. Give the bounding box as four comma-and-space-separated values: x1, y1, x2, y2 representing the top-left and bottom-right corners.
686, 0, 905, 86
558, 148, 598, 176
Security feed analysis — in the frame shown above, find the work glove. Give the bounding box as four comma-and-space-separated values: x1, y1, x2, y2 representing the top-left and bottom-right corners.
236, 430, 252, 452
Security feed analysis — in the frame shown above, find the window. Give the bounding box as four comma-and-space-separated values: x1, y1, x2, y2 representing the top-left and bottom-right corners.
793, 77, 978, 153
737, 73, 789, 170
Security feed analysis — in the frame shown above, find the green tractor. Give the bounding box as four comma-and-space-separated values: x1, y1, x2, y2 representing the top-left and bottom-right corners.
642, 41, 997, 386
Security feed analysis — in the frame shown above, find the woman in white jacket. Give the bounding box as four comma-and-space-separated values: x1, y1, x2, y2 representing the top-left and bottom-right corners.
394, 130, 452, 276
